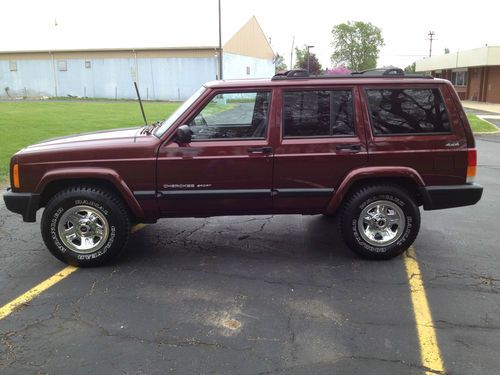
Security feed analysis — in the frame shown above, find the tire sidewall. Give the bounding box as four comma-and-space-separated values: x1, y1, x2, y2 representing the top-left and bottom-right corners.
42, 188, 129, 266
342, 187, 420, 259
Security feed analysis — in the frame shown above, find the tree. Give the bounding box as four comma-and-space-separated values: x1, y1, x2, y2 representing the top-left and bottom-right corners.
404, 62, 416, 73
330, 21, 384, 71
274, 53, 287, 72
294, 45, 322, 75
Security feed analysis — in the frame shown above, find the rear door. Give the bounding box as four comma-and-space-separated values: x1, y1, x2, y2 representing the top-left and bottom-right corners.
272, 85, 368, 212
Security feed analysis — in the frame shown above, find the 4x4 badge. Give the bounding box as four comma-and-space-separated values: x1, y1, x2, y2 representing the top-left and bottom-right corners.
445, 141, 460, 147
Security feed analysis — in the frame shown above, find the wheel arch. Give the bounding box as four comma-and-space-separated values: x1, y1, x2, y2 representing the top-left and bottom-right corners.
326, 167, 425, 214
36, 167, 144, 220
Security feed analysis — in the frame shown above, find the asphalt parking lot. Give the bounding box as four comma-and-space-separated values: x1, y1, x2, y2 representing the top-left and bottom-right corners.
1, 136, 499, 375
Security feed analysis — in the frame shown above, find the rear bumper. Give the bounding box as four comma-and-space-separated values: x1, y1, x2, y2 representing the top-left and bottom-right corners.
420, 183, 483, 210
3, 188, 40, 222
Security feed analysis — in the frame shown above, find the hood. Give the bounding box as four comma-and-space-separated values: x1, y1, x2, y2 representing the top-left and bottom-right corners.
20, 126, 147, 154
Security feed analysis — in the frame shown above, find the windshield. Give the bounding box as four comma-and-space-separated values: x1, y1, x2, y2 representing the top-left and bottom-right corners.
155, 86, 206, 137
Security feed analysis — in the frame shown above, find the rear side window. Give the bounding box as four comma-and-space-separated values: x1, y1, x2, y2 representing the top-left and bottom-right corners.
365, 88, 451, 135
283, 90, 355, 137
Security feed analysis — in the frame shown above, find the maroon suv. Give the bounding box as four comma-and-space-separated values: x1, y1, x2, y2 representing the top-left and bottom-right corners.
4, 69, 483, 266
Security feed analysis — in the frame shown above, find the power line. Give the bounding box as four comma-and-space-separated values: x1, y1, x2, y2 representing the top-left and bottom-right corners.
427, 31, 436, 57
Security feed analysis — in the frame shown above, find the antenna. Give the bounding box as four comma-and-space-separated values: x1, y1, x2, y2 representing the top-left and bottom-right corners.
427, 31, 436, 57
290, 36, 295, 69
130, 68, 147, 125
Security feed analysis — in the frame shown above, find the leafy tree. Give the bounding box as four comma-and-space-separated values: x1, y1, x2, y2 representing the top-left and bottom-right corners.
404, 62, 416, 73
274, 53, 287, 72
330, 21, 384, 71
294, 45, 322, 75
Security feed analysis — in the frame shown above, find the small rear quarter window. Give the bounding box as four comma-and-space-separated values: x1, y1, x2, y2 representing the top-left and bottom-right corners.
365, 88, 451, 135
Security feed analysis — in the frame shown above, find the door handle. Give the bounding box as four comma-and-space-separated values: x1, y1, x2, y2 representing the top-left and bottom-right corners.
248, 147, 273, 154
336, 144, 361, 153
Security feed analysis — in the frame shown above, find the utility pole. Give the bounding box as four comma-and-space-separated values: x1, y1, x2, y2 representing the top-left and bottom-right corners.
306, 45, 315, 73
427, 31, 436, 57
290, 36, 295, 69
218, 0, 223, 79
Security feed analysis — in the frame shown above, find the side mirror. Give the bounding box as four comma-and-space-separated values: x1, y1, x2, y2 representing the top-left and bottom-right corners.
174, 125, 193, 144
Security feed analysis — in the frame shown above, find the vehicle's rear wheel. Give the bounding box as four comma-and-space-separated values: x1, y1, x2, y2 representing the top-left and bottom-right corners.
340, 185, 420, 260
41, 186, 130, 267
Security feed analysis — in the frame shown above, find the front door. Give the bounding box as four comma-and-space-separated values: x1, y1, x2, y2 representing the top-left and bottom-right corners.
156, 89, 274, 216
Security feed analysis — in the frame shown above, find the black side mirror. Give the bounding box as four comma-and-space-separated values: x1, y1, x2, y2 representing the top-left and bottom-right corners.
174, 125, 193, 144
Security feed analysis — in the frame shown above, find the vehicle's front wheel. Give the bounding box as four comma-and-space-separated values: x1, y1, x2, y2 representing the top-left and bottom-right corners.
340, 185, 420, 260
41, 186, 130, 267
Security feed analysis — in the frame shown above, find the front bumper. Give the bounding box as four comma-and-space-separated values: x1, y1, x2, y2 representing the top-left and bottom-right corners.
420, 183, 483, 210
3, 188, 41, 222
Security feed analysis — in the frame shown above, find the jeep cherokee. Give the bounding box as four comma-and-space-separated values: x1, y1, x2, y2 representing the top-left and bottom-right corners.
3, 68, 483, 266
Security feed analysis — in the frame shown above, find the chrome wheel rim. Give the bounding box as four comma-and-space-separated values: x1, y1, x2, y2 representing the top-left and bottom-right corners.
57, 205, 109, 254
358, 200, 405, 247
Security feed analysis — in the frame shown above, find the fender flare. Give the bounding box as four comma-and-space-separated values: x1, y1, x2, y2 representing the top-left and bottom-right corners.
326, 166, 425, 214
35, 167, 145, 219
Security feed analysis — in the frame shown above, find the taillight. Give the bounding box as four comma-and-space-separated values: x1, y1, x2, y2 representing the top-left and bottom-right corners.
12, 164, 20, 188
466, 149, 477, 183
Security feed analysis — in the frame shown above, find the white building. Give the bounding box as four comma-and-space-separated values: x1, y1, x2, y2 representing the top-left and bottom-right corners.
0, 16, 275, 100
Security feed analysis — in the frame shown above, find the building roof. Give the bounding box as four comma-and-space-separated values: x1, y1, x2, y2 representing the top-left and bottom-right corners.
0, 13, 273, 61
416, 46, 500, 71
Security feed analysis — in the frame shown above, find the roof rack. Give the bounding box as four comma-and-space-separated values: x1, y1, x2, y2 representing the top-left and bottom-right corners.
271, 68, 433, 80
351, 68, 405, 76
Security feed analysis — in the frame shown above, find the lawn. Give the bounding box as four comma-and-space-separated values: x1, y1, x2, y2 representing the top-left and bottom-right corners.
0, 101, 180, 179
0, 102, 498, 182
466, 113, 499, 133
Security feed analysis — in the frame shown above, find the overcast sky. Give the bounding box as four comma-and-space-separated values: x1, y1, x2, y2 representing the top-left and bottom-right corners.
2, 0, 500, 70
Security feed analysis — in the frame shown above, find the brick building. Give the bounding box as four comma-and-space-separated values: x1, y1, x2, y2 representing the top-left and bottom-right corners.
415, 46, 500, 103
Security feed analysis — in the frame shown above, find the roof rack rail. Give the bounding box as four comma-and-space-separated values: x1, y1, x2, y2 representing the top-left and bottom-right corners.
272, 69, 309, 80
271, 67, 433, 81
351, 68, 405, 76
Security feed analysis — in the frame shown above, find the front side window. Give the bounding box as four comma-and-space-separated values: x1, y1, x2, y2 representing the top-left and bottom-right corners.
189, 91, 271, 140
366, 88, 451, 135
283, 90, 355, 138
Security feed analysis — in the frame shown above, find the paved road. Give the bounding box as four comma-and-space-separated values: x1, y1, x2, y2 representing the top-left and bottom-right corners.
1, 136, 499, 374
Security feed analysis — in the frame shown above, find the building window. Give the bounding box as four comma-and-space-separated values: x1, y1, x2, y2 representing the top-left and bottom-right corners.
58, 60, 67, 71
85, 60, 91, 69
9, 61, 17, 71
283, 90, 355, 138
452, 71, 467, 86
365, 88, 451, 135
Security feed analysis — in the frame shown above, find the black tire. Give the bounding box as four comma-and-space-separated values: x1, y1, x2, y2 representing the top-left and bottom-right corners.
339, 185, 420, 260
41, 186, 130, 267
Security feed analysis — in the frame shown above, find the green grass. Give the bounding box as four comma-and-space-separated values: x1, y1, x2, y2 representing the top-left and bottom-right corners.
1, 102, 497, 182
466, 113, 499, 133
0, 101, 181, 179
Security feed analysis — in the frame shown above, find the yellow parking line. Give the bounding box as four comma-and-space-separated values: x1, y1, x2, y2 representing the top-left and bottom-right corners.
0, 266, 78, 320
131, 223, 147, 233
0, 224, 147, 321
404, 246, 445, 374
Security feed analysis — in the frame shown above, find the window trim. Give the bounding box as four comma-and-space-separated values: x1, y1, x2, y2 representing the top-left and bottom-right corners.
364, 87, 453, 137
186, 89, 273, 142
281, 88, 356, 139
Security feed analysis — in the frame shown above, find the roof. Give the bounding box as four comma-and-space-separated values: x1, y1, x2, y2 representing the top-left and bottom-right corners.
416, 46, 500, 71
0, 11, 273, 60
204, 76, 444, 89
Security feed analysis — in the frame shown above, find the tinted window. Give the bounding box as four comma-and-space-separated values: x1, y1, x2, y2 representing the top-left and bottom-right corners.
189, 91, 270, 140
283, 90, 355, 137
366, 88, 451, 135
